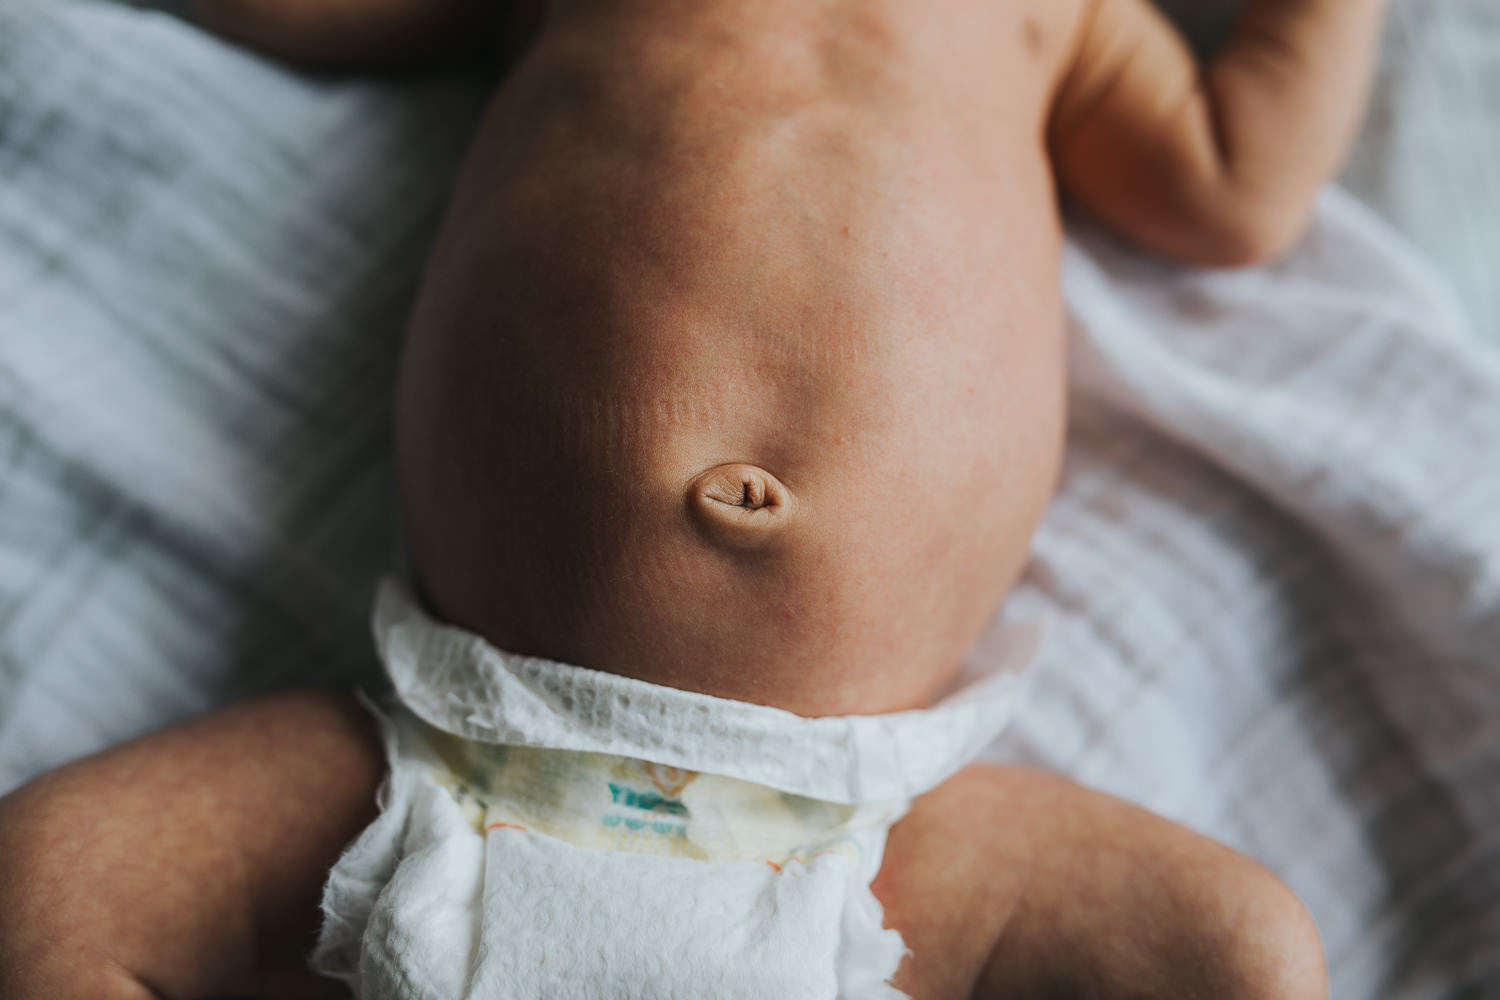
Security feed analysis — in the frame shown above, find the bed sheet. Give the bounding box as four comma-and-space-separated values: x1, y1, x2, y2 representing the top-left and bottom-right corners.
1, 1, 1498, 996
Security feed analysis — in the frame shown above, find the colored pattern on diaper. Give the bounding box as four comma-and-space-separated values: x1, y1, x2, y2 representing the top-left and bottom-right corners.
416, 721, 900, 867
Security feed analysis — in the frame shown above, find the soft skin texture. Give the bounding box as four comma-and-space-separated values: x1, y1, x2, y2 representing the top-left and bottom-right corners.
878, 765, 1329, 1000
395, 0, 1070, 715
393, 0, 1384, 716
0, 692, 381, 1000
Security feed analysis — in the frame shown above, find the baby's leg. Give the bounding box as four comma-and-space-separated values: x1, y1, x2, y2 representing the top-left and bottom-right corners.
0, 692, 382, 1000
872, 765, 1327, 1000
1050, 0, 1386, 266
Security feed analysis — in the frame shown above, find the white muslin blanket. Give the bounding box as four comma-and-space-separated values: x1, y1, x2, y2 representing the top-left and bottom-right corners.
2, 2, 1498, 996
311, 581, 1038, 999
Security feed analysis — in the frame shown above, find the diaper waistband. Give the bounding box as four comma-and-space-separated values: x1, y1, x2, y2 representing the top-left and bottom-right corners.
375, 577, 1041, 804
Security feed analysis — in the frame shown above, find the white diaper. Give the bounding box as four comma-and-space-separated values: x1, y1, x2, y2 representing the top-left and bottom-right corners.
312, 579, 1040, 1000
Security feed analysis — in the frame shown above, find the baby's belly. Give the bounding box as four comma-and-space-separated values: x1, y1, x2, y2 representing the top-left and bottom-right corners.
484, 0, 1071, 404
401, 0, 1071, 714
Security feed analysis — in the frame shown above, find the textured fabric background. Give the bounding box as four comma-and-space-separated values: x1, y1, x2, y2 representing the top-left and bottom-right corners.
1, 1, 1497, 996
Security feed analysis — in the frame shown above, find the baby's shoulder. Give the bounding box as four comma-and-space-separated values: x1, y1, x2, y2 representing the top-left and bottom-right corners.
961, 0, 1169, 122
962, 0, 1095, 102
1015, 0, 1193, 115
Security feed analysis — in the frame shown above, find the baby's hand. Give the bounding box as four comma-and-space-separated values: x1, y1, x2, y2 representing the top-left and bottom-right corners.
1051, 0, 1387, 266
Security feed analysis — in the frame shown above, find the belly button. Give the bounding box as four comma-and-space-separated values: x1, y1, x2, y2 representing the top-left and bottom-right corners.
686, 463, 799, 547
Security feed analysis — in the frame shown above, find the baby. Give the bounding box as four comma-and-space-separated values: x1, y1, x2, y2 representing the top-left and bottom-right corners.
0, 0, 1386, 997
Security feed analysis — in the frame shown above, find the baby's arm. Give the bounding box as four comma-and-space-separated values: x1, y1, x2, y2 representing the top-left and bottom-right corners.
0, 691, 383, 999
1050, 0, 1386, 266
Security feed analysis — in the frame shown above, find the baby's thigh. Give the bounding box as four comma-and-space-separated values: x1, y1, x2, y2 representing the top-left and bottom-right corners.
870, 766, 1044, 1000
872, 765, 1327, 1000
